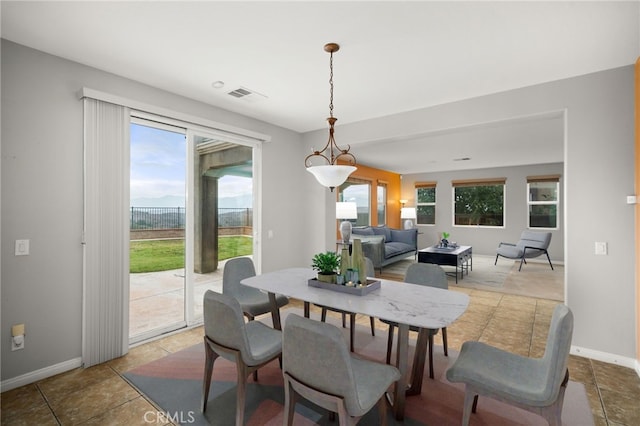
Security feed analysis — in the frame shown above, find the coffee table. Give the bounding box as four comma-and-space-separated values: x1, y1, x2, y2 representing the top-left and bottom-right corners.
418, 245, 473, 283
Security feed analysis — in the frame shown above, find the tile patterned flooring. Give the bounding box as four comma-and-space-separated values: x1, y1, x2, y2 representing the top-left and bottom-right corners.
2, 277, 640, 425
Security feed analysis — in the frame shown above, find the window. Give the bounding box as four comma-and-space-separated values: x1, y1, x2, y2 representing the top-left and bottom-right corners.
453, 178, 505, 227
377, 181, 387, 225
339, 178, 371, 226
528, 175, 560, 229
415, 182, 436, 225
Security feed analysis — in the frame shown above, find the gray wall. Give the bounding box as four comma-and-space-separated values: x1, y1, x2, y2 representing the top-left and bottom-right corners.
2, 39, 636, 384
0, 40, 324, 381
402, 163, 564, 261
305, 66, 636, 361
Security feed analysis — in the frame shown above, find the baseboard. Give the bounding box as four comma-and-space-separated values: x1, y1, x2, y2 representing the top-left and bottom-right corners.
0, 357, 82, 392
571, 345, 639, 373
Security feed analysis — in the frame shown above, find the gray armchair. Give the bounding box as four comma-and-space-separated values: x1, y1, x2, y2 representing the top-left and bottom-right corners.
446, 304, 573, 426
381, 263, 448, 379
223, 256, 289, 320
201, 290, 283, 425
495, 230, 554, 271
282, 313, 401, 425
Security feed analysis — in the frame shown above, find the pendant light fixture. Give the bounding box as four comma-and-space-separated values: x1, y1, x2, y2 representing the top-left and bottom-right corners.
305, 43, 356, 192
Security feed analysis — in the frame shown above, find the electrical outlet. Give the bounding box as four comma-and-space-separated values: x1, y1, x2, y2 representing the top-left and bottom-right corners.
11, 336, 24, 351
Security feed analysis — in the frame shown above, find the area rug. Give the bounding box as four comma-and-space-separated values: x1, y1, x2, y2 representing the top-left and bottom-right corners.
124, 310, 592, 425
382, 255, 511, 288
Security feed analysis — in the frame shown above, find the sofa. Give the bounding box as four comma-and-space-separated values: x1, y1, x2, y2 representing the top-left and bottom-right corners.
350, 226, 418, 272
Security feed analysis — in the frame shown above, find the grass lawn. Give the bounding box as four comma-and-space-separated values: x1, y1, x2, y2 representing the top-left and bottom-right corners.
130, 236, 252, 273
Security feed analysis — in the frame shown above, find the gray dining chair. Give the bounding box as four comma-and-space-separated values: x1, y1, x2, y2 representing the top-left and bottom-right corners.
319, 257, 376, 352
282, 313, 401, 426
446, 304, 573, 426
495, 230, 554, 271
223, 256, 289, 321
382, 262, 448, 379
201, 290, 283, 425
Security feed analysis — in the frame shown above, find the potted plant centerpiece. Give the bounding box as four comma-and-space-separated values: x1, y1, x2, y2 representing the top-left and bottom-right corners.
311, 251, 341, 283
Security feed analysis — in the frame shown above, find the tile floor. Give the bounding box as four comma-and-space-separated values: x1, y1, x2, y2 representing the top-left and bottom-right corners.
2, 282, 640, 425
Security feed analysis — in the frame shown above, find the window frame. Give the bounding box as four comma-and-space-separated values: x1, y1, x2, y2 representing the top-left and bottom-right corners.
377, 180, 387, 225
452, 178, 506, 228
527, 175, 560, 230
415, 182, 437, 226
338, 177, 372, 227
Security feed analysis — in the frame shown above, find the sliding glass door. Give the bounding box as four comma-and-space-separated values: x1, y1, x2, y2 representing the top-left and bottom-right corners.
188, 130, 254, 323
129, 119, 187, 341
128, 115, 259, 342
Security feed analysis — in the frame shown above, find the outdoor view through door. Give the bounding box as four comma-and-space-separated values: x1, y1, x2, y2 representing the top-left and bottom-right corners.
129, 120, 253, 342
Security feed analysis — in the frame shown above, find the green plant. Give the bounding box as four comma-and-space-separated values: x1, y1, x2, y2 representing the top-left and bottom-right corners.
311, 251, 341, 275
442, 232, 450, 240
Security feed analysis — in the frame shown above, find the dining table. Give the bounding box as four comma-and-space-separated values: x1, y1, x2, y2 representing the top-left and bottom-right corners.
241, 267, 470, 421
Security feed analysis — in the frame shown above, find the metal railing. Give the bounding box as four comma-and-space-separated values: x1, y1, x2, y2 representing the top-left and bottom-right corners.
130, 207, 252, 230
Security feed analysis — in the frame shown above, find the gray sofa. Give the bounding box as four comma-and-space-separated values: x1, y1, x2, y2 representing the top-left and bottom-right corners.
351, 226, 418, 272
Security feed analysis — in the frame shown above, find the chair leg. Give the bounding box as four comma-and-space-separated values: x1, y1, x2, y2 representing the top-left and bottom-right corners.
202, 338, 218, 412
236, 363, 248, 426
495, 254, 499, 265
369, 316, 376, 336
519, 257, 525, 271
386, 325, 395, 364
441, 327, 448, 356
349, 313, 355, 352
377, 396, 388, 426
545, 251, 554, 270
461, 389, 476, 426
284, 379, 296, 426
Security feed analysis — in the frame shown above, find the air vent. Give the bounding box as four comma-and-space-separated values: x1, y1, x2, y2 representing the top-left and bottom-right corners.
227, 86, 268, 103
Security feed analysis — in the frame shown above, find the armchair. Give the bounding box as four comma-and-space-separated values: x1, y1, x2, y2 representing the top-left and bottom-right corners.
495, 230, 553, 271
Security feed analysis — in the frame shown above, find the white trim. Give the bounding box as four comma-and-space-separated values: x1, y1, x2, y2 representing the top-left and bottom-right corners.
571, 345, 639, 372
0, 357, 82, 393
79, 87, 271, 143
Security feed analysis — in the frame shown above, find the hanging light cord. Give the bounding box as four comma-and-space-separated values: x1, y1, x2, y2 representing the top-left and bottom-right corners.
304, 43, 356, 168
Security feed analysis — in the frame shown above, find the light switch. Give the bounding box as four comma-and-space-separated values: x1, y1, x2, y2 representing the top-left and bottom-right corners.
15, 239, 30, 256
595, 242, 608, 255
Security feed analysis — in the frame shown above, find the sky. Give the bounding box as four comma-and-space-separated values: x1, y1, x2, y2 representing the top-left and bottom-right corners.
130, 123, 252, 207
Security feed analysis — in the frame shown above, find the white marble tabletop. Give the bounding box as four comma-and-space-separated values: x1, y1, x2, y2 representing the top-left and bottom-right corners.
241, 267, 469, 329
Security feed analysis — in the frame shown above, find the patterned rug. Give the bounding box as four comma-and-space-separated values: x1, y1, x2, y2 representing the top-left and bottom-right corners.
124, 310, 591, 425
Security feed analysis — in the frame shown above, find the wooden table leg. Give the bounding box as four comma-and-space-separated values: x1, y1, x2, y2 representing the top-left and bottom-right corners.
267, 292, 282, 331
407, 328, 429, 396
392, 323, 409, 420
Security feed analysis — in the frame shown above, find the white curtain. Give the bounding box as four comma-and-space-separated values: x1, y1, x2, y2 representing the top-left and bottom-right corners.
82, 97, 130, 367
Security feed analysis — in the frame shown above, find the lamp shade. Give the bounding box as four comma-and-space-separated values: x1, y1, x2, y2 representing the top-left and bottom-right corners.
336, 202, 358, 219
307, 165, 356, 189
400, 207, 417, 219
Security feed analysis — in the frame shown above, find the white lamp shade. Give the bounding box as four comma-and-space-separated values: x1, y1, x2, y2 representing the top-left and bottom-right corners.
307, 165, 356, 189
336, 202, 358, 219
400, 207, 417, 219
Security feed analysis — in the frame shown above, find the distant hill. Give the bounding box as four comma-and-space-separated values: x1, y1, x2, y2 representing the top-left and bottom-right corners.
131, 193, 252, 208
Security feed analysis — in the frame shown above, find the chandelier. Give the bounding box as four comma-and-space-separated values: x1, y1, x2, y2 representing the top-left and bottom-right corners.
305, 43, 356, 192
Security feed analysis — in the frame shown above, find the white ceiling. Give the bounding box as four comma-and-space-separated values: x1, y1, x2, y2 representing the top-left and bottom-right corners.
2, 1, 638, 173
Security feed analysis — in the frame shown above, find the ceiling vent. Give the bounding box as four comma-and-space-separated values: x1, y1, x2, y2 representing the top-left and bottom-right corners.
227, 86, 267, 103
